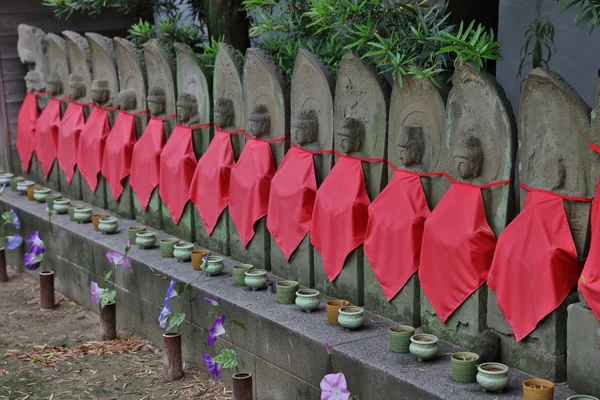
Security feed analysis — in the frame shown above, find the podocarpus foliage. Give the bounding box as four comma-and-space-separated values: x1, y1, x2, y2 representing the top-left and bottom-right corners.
243, 0, 502, 87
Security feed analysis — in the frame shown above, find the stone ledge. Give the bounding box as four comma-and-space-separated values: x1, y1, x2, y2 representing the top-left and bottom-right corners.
0, 190, 580, 399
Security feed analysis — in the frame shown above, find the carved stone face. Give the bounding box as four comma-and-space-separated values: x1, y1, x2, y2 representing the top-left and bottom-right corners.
118, 89, 137, 111
214, 97, 234, 129
177, 105, 190, 123
25, 72, 43, 93
456, 157, 475, 179
147, 87, 166, 117
399, 146, 416, 166
454, 136, 484, 181
337, 118, 364, 155
68, 74, 86, 101
292, 109, 318, 146
91, 80, 110, 105
247, 104, 270, 138
46, 73, 62, 97
148, 100, 164, 117
176, 93, 198, 125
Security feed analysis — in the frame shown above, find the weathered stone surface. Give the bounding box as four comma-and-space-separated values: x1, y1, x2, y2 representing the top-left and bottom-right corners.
230, 48, 288, 270
270, 49, 334, 287
84, 32, 119, 209
591, 73, 600, 194
419, 62, 515, 360
315, 51, 389, 306
519, 68, 591, 257
568, 303, 600, 398
107, 37, 148, 219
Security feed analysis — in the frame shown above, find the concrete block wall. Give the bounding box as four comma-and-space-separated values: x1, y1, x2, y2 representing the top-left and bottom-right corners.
0, 189, 583, 399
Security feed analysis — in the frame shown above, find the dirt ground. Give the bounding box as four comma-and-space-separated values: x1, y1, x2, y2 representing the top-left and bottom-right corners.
0, 267, 232, 400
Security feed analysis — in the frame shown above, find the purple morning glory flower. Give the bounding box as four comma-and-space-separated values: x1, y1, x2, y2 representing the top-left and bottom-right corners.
27, 231, 44, 254
45, 202, 49, 212
208, 314, 226, 346
204, 297, 218, 306
203, 353, 221, 379
324, 341, 332, 355
0, 184, 5, 193
6, 234, 23, 250
106, 251, 131, 268
203, 252, 212, 265
158, 300, 172, 329
10, 210, 20, 229
126, 238, 132, 251
90, 281, 103, 305
320, 373, 350, 400
24, 252, 41, 271
165, 279, 177, 300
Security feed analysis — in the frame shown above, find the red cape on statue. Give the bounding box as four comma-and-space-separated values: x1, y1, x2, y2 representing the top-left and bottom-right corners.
102, 112, 137, 200
159, 125, 197, 224
580, 182, 600, 321
229, 139, 275, 247
419, 183, 496, 323
488, 189, 583, 341
364, 170, 430, 301
16, 92, 40, 172
267, 146, 317, 261
77, 106, 111, 192
35, 98, 61, 178
130, 118, 165, 211
311, 157, 370, 282
190, 128, 236, 235
57, 102, 86, 183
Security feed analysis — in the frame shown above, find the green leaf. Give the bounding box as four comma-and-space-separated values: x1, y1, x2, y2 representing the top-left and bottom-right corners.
231, 320, 248, 331
165, 312, 186, 332
100, 289, 116, 308
104, 270, 113, 283
175, 282, 190, 296
213, 349, 239, 369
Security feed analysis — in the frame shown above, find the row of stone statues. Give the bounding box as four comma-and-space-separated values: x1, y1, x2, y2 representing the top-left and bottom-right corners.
15, 24, 599, 385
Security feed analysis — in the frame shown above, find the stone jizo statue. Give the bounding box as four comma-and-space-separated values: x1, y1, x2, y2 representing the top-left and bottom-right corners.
398, 125, 426, 174
214, 97, 234, 130
45, 73, 62, 97
91, 79, 112, 108
247, 104, 270, 138
118, 88, 137, 111
454, 136, 485, 186
25, 71, 45, 93
293, 109, 319, 151
147, 87, 166, 118
541, 156, 566, 191
337, 117, 367, 158
176, 93, 200, 126
68, 74, 86, 101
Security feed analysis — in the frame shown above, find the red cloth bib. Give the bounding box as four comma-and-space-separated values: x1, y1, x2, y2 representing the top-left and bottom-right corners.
57, 102, 86, 183
102, 112, 137, 200
419, 184, 496, 323
130, 118, 166, 211
364, 170, 430, 301
16, 93, 39, 171
77, 106, 111, 192
35, 98, 61, 178
488, 189, 582, 341
190, 129, 236, 235
311, 157, 370, 282
267, 146, 317, 261
159, 125, 197, 224
229, 139, 276, 247
580, 183, 600, 320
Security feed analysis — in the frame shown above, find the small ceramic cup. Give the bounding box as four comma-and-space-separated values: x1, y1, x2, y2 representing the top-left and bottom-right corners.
245, 269, 268, 291
73, 206, 93, 223
136, 231, 157, 249
33, 187, 51, 203
409, 334, 439, 361
233, 264, 253, 286
203, 255, 224, 276
173, 242, 194, 262
295, 289, 320, 313
476, 362, 509, 392
98, 217, 119, 234
53, 198, 71, 214
337, 306, 364, 330
160, 238, 179, 258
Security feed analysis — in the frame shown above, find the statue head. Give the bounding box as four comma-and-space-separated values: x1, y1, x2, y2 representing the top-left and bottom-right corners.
454, 136, 484, 180
214, 97, 234, 129
293, 109, 319, 146
176, 93, 198, 125
247, 104, 270, 138
45, 73, 62, 97
398, 125, 425, 167
91, 79, 111, 105
337, 117, 365, 155
118, 88, 137, 111
68, 74, 86, 101
147, 87, 166, 117
24, 71, 44, 93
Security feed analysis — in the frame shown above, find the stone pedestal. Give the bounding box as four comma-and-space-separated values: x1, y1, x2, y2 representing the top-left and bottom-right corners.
315, 247, 363, 306
133, 189, 162, 230
82, 176, 107, 209
230, 218, 270, 271
271, 235, 314, 288
162, 201, 194, 243
194, 209, 230, 256
58, 167, 82, 201
107, 177, 134, 219
567, 302, 600, 397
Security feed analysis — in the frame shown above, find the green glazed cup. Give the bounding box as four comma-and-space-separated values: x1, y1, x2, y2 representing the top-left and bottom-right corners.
233, 264, 253, 286
128, 226, 146, 243
451, 352, 479, 383
276, 280, 299, 304
388, 325, 415, 353
9, 177, 24, 192
45, 194, 62, 210
160, 238, 179, 258
67, 205, 80, 221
